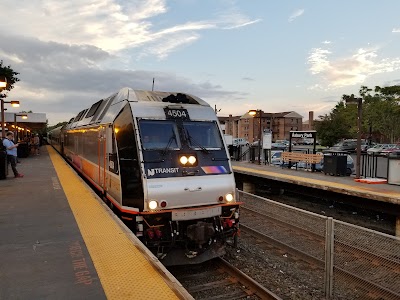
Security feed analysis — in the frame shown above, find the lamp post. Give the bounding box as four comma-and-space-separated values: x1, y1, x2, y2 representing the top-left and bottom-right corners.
0, 76, 7, 138
0, 100, 20, 138
249, 109, 263, 165
14, 113, 28, 142
345, 94, 362, 179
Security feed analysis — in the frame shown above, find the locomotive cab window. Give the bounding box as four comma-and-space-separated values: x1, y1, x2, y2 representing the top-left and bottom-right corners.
183, 121, 223, 150
139, 120, 181, 150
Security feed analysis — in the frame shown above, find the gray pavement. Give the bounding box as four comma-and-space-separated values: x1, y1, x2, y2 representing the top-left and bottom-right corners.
0, 147, 106, 300
232, 161, 400, 205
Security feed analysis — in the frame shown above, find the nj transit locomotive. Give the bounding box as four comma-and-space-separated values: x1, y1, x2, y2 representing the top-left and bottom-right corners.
48, 88, 240, 265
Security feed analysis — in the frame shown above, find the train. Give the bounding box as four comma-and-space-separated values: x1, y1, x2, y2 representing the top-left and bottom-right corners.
48, 87, 241, 265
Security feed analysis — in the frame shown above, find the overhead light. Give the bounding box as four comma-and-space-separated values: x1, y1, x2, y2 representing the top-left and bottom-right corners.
0, 76, 7, 88
11, 101, 20, 107
248, 110, 257, 116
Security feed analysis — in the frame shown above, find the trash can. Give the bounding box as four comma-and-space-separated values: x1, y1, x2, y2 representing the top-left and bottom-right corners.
0, 149, 7, 180
323, 152, 347, 176
17, 142, 29, 158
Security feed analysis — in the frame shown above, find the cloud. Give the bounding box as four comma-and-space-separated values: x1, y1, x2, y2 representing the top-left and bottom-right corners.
1, 0, 260, 59
0, 0, 258, 124
223, 19, 262, 30
1, 32, 246, 124
307, 46, 400, 89
392, 28, 400, 33
288, 9, 304, 22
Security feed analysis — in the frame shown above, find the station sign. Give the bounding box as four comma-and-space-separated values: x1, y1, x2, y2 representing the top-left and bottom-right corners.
290, 131, 316, 139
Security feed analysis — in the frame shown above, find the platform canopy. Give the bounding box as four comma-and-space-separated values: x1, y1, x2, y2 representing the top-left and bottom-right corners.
1, 112, 47, 134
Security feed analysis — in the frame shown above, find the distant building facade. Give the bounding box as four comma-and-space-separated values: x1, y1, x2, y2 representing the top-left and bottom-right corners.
219, 111, 303, 142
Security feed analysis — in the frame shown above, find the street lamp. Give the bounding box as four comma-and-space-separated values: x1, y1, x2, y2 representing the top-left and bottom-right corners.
249, 109, 263, 165
0, 76, 6, 89
14, 113, 28, 142
344, 94, 362, 179
0, 99, 20, 138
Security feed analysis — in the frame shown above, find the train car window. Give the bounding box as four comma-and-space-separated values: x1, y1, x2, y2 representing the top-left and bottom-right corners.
96, 94, 116, 122
183, 121, 223, 150
138, 120, 181, 150
85, 99, 103, 118
73, 109, 87, 122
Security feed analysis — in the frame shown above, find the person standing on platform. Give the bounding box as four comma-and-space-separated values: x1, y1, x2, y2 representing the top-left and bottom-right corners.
33, 134, 40, 155
2, 131, 24, 178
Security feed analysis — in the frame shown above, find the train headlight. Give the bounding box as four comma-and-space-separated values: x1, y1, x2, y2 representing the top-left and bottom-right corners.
179, 154, 197, 166
148, 200, 158, 210
188, 156, 196, 164
179, 156, 188, 165
225, 193, 234, 202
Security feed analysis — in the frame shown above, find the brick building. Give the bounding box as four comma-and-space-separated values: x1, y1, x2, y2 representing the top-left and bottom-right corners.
302, 111, 315, 131
219, 110, 303, 142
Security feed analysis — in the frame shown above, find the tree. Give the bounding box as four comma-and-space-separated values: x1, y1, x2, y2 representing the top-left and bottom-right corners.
315, 101, 353, 146
359, 85, 400, 143
315, 84, 400, 145
0, 60, 20, 99
47, 122, 68, 132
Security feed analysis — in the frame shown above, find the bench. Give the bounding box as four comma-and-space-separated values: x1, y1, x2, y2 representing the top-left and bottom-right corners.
281, 152, 323, 169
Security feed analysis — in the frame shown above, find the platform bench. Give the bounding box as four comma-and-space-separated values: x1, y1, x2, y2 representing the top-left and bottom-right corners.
282, 152, 323, 166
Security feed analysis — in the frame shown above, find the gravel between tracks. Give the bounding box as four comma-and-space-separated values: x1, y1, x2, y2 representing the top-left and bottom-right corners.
223, 191, 394, 300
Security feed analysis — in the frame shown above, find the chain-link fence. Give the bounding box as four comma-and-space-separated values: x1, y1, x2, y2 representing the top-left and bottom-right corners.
237, 190, 400, 299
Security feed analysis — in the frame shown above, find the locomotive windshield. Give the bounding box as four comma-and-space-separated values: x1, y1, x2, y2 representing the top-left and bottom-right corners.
183, 121, 223, 150
139, 120, 180, 150
139, 119, 223, 151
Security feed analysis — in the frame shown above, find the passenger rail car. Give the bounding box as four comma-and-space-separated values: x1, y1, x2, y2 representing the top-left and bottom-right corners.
48, 88, 240, 265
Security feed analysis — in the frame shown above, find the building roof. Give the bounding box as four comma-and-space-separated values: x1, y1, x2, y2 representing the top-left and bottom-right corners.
2, 112, 47, 132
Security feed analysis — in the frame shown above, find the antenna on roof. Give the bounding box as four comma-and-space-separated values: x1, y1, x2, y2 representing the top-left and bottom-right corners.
152, 77, 155, 91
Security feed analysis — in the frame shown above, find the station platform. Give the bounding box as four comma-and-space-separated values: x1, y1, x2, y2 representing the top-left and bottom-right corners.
0, 146, 192, 300
232, 161, 400, 206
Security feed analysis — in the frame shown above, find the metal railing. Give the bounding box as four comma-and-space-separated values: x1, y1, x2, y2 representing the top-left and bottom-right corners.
361, 153, 388, 179
237, 190, 400, 300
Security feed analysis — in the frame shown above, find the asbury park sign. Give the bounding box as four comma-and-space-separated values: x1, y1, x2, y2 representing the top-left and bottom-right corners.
290, 130, 316, 139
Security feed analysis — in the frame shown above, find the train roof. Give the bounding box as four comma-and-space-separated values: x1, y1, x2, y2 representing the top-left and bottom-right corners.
64, 87, 211, 129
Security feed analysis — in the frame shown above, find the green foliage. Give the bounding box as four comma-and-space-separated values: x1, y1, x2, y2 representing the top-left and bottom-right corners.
316, 84, 400, 144
47, 121, 68, 132
315, 102, 353, 146
0, 60, 20, 99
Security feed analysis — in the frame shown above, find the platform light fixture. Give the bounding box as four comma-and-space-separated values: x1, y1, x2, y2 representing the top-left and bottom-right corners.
14, 113, 28, 142
1, 99, 21, 139
0, 76, 7, 88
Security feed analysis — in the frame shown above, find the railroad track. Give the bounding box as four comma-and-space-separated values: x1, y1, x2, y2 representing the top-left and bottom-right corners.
240, 205, 400, 300
167, 257, 281, 300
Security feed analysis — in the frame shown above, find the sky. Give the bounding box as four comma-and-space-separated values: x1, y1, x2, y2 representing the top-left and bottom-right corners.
1, 0, 400, 126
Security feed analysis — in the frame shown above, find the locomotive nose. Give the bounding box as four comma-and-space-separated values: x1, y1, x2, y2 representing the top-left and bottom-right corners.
186, 221, 215, 245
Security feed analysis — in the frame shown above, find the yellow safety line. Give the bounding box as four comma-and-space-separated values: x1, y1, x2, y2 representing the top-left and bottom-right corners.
48, 146, 179, 300
233, 165, 400, 201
